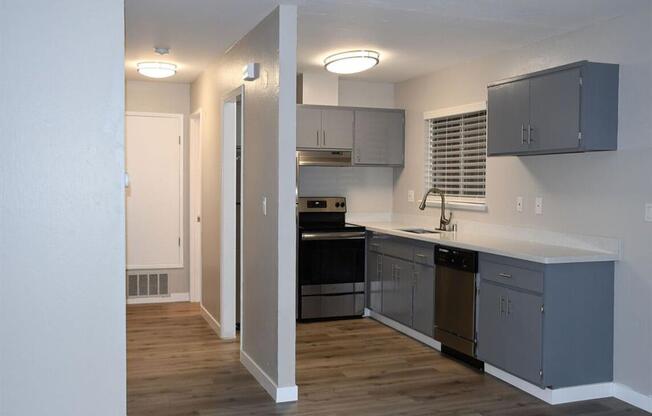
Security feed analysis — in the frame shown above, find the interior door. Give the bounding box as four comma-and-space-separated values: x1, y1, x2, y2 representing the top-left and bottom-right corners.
126, 113, 183, 269
297, 107, 322, 149
487, 79, 530, 155
529, 68, 581, 153
321, 108, 354, 149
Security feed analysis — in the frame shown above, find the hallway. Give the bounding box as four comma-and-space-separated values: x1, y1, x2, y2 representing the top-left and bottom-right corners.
127, 303, 645, 416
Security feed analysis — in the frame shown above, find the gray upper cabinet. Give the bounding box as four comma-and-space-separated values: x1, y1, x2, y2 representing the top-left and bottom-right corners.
487, 79, 530, 155
297, 106, 323, 148
297, 105, 354, 150
487, 61, 618, 156
321, 108, 354, 149
353, 109, 405, 166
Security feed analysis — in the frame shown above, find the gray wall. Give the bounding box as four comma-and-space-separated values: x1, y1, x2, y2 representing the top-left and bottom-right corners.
190, 5, 297, 389
0, 0, 126, 415
125, 80, 191, 294
393, 4, 652, 396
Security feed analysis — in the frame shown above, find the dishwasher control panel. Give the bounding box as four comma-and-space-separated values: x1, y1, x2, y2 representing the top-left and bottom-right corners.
434, 245, 478, 273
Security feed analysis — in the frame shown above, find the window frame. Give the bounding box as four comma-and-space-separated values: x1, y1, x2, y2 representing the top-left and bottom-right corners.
423, 102, 488, 212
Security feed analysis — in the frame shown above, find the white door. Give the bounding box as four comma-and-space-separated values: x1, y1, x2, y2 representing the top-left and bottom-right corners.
126, 113, 183, 269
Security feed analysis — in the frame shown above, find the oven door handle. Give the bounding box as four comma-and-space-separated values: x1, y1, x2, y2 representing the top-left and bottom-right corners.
301, 231, 366, 241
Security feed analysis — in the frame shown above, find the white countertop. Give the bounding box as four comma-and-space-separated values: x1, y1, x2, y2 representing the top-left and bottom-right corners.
352, 221, 620, 264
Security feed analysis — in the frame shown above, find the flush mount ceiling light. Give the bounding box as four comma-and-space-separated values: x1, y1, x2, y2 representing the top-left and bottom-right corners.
137, 61, 177, 78
324, 50, 379, 74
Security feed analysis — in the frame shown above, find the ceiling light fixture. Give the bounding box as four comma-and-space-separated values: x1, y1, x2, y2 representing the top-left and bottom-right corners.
137, 61, 177, 78
324, 50, 379, 74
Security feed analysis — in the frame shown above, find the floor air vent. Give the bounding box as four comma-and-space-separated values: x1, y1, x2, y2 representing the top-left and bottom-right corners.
127, 273, 170, 297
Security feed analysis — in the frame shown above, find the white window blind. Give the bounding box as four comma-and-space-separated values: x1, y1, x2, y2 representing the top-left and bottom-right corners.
425, 108, 487, 202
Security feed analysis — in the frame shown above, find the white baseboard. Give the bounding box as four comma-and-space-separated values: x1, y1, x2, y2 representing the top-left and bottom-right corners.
613, 383, 652, 413
368, 309, 651, 413
240, 350, 298, 403
200, 303, 221, 337
366, 308, 441, 351
485, 364, 652, 411
127, 292, 190, 305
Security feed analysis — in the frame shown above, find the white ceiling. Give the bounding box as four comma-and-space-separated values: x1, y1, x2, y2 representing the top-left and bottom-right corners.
125, 0, 647, 83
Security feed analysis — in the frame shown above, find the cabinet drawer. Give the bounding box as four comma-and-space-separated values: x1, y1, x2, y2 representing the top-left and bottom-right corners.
479, 254, 544, 293
413, 242, 435, 266
367, 232, 388, 253
383, 237, 414, 261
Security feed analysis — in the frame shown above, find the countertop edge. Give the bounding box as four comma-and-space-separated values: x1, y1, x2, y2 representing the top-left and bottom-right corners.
359, 224, 619, 265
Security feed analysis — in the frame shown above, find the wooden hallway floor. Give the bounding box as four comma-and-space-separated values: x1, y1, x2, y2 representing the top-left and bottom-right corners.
127, 302, 645, 416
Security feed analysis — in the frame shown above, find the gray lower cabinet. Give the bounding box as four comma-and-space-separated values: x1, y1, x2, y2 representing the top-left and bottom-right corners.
476, 253, 615, 388
366, 232, 435, 337
477, 280, 543, 385
366, 250, 383, 312
412, 262, 435, 337
487, 61, 618, 156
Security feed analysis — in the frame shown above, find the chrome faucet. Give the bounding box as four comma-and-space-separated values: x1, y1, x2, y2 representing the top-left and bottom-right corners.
419, 187, 453, 231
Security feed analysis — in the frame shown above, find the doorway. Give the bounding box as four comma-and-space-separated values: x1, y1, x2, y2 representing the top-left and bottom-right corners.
220, 86, 244, 340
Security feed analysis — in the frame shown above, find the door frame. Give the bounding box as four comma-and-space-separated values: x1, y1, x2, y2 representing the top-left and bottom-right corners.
220, 86, 245, 340
189, 109, 203, 302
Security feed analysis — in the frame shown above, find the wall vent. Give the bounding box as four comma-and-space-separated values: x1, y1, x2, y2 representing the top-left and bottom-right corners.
126, 273, 170, 298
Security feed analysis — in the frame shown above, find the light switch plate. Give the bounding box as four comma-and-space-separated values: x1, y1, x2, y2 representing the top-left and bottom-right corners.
262, 197, 267, 216
535, 197, 543, 215
645, 203, 652, 222
408, 190, 415, 203
516, 196, 523, 213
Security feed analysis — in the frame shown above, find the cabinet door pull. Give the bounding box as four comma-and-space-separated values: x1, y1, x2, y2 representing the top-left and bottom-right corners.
415, 253, 427, 259
521, 123, 526, 144
528, 124, 533, 143
498, 272, 512, 279
323, 130, 327, 147
316, 130, 320, 146
507, 299, 512, 316
499, 296, 505, 316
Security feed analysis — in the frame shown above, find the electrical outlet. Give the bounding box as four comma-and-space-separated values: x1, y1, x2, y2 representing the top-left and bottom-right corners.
535, 197, 543, 215
645, 203, 652, 222
408, 190, 415, 202
516, 196, 523, 213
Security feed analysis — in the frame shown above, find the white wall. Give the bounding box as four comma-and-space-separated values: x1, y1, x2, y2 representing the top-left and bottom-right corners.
190, 5, 297, 398
126, 80, 191, 294
394, 4, 652, 397
302, 71, 338, 105
299, 78, 396, 215
0, 1, 126, 415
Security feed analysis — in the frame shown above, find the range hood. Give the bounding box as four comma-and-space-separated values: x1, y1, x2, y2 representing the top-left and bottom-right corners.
297, 150, 352, 167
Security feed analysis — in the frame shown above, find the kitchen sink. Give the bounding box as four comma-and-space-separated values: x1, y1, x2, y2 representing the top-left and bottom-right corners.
398, 228, 441, 234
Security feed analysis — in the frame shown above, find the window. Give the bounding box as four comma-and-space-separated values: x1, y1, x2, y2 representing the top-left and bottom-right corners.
424, 103, 487, 209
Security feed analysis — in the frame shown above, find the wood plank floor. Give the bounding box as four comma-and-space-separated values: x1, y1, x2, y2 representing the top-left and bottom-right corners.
127, 302, 646, 416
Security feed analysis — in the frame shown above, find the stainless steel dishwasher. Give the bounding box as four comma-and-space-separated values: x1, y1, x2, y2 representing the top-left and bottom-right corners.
434, 245, 478, 357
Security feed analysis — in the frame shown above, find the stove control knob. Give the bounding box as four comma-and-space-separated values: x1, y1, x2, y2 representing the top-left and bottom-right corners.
335, 202, 340, 207
341, 202, 346, 208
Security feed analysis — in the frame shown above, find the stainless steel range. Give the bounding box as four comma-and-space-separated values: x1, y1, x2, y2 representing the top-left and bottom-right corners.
297, 197, 366, 321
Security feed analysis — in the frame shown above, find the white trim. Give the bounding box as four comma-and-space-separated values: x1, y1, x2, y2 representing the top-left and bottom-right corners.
125, 111, 185, 270
240, 350, 298, 403
423, 197, 488, 212
219, 86, 244, 342
367, 309, 441, 351
613, 383, 652, 413
126, 292, 189, 305
189, 109, 203, 303
485, 364, 652, 411
200, 303, 222, 337
423, 101, 487, 120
